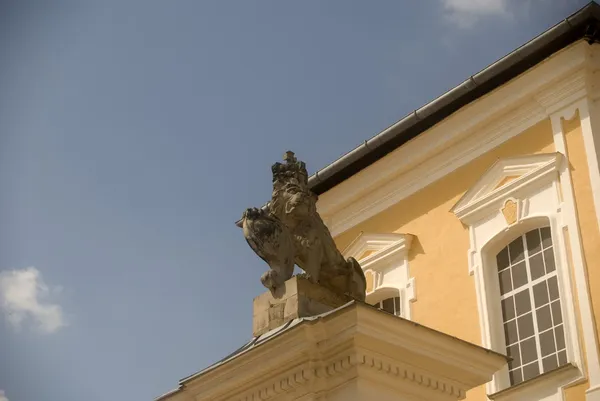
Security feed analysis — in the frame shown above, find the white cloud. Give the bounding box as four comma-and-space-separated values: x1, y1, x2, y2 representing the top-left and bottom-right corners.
442, 0, 509, 28
0, 267, 66, 334
0, 390, 8, 401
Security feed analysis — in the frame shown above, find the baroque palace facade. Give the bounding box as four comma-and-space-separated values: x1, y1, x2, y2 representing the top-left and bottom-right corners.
318, 3, 600, 400
158, 3, 600, 401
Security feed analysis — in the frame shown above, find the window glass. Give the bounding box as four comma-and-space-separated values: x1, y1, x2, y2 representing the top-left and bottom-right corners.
496, 227, 567, 386
375, 296, 401, 317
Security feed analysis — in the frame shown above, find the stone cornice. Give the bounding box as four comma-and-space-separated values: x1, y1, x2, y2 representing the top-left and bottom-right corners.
316, 42, 598, 237
161, 303, 507, 401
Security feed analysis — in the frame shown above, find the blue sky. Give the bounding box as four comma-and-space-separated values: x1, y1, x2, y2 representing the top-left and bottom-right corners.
0, 1, 591, 400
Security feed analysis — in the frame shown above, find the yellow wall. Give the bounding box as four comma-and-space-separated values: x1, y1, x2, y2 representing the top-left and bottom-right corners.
333, 119, 556, 401
563, 115, 600, 337
562, 115, 600, 399
335, 119, 555, 341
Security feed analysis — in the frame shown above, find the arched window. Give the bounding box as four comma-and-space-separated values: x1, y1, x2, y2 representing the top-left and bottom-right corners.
496, 227, 567, 385
374, 296, 401, 316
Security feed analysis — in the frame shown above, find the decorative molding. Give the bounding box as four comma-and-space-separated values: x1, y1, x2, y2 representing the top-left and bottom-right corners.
451, 153, 562, 225
342, 232, 412, 270
233, 350, 471, 401
162, 303, 507, 401
550, 105, 600, 400
317, 42, 592, 237
235, 366, 313, 401
577, 98, 600, 234
323, 101, 547, 237
534, 68, 587, 115
501, 199, 518, 225
452, 151, 585, 396
356, 351, 465, 399
343, 232, 415, 318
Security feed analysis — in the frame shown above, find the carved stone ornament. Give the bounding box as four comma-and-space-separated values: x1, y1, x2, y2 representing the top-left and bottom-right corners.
501, 198, 518, 225
241, 151, 367, 301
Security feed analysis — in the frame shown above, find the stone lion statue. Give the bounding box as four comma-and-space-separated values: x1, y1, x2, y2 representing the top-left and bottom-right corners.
241, 151, 366, 301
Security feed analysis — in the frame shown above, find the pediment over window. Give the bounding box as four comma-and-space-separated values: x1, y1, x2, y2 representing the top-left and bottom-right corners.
342, 232, 413, 270
342, 232, 415, 319
451, 153, 562, 224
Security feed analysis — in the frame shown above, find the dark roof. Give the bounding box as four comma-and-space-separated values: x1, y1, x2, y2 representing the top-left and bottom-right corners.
307, 1, 600, 195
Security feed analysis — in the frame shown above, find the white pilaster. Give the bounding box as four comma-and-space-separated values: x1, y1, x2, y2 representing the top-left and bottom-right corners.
576, 98, 600, 233
550, 107, 600, 401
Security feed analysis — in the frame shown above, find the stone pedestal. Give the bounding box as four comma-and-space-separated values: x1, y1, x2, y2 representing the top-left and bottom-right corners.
156, 301, 507, 401
253, 275, 352, 337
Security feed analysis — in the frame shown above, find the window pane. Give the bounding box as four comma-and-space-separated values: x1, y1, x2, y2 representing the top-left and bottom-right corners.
518, 313, 535, 340
529, 253, 545, 281
555, 325, 566, 351
541, 227, 553, 249
499, 227, 564, 386
544, 249, 556, 273
382, 298, 394, 314
526, 229, 542, 255
501, 297, 516, 321
393, 297, 401, 316
551, 300, 563, 325
540, 329, 556, 357
497, 247, 510, 271
533, 281, 550, 307
548, 276, 559, 301
510, 369, 523, 385
514, 289, 532, 316
523, 362, 540, 381
499, 269, 512, 295
558, 350, 568, 366
521, 337, 538, 364
512, 261, 528, 289
504, 320, 519, 345
509, 237, 525, 263
542, 355, 558, 373
507, 343, 521, 368
536, 305, 552, 332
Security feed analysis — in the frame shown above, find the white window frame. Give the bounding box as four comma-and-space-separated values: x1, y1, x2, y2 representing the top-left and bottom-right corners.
493, 226, 568, 384
451, 153, 584, 398
373, 295, 402, 317
342, 233, 415, 320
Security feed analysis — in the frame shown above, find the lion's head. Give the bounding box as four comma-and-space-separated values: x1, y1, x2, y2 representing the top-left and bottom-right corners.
270, 179, 316, 223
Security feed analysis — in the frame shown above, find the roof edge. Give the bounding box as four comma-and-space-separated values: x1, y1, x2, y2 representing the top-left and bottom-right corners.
234, 2, 600, 228
307, 1, 600, 195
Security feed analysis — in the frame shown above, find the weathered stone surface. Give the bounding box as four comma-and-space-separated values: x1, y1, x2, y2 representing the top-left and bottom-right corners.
241, 151, 367, 302
252, 275, 351, 337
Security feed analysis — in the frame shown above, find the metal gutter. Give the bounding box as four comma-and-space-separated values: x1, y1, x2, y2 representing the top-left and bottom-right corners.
307, 1, 600, 195
235, 2, 600, 227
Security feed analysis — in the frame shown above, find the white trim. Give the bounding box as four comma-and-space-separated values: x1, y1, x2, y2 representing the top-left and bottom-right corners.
321, 100, 547, 237
451, 153, 562, 225
452, 152, 584, 397
162, 303, 507, 401
342, 232, 412, 264
550, 106, 600, 400
577, 98, 600, 233
342, 232, 415, 319
312, 38, 600, 399
317, 43, 592, 237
